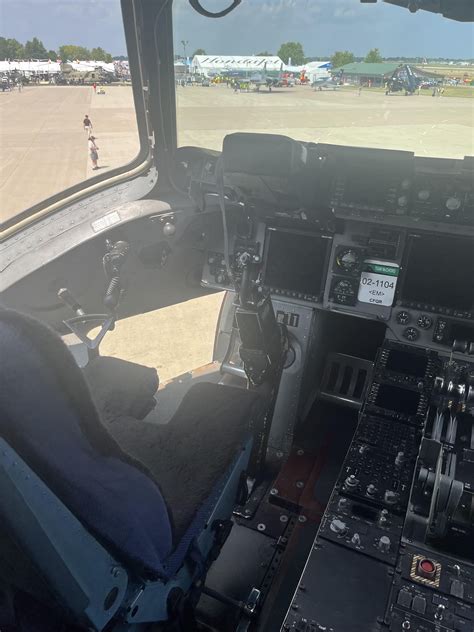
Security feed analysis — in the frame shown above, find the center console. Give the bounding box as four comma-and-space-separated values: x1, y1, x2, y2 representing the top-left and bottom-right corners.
283, 343, 474, 632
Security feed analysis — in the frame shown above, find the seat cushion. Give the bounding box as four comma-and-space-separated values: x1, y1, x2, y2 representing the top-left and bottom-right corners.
105, 382, 262, 542
83, 355, 158, 422
0, 310, 173, 576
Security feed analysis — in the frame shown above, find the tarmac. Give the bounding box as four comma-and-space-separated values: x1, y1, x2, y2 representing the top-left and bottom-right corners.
2, 83, 473, 381
0, 85, 139, 222
1, 83, 473, 223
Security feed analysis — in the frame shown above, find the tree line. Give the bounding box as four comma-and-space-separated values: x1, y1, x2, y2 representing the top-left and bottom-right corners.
0, 37, 114, 62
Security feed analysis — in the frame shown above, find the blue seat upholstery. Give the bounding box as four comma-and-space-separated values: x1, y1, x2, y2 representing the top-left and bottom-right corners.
0, 310, 257, 630
0, 310, 173, 576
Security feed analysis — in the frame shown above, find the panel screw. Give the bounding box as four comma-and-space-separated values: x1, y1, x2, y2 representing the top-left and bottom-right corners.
270, 488, 279, 495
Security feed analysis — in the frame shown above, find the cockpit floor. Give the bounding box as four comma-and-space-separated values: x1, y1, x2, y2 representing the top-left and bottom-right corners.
198, 401, 358, 631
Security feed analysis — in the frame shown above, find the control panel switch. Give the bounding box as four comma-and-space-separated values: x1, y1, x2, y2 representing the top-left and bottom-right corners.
377, 535, 391, 553
416, 558, 437, 580
397, 590, 412, 609
412, 595, 426, 614
434, 603, 445, 621
450, 579, 464, 599
384, 490, 399, 505
329, 519, 347, 535
351, 533, 361, 546
395, 451, 405, 467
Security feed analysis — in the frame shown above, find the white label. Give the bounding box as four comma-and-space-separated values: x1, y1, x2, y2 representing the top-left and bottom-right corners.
91, 210, 120, 233
358, 261, 399, 307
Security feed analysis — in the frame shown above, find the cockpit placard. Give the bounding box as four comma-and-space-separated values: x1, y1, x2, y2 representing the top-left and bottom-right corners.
358, 260, 399, 307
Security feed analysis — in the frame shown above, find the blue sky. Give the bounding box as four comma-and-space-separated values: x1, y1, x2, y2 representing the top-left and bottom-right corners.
1, 0, 473, 58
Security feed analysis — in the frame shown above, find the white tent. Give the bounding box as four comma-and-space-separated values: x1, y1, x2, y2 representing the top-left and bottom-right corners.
0, 60, 116, 76
191, 55, 284, 76
0, 60, 61, 74
190, 55, 332, 81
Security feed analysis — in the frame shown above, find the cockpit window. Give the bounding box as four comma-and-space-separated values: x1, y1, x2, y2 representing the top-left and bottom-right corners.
0, 1, 140, 224
173, 0, 474, 159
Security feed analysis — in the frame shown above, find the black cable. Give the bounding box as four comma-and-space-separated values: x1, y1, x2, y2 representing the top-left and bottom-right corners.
189, 0, 242, 18
215, 157, 235, 287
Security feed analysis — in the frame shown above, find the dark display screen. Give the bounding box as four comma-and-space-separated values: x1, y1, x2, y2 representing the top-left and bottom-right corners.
385, 349, 428, 377
375, 384, 421, 415
450, 322, 474, 345
402, 236, 474, 312
264, 230, 330, 298
342, 167, 392, 208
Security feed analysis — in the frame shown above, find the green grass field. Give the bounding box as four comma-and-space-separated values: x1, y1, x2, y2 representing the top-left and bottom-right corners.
340, 85, 474, 98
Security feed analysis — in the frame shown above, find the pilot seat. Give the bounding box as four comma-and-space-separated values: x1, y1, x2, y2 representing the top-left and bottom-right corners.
0, 309, 263, 631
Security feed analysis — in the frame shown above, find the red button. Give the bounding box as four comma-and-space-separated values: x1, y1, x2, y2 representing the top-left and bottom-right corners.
421, 560, 435, 573
418, 558, 436, 578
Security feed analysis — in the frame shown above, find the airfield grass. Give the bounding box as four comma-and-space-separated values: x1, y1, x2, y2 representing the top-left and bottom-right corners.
340, 85, 474, 98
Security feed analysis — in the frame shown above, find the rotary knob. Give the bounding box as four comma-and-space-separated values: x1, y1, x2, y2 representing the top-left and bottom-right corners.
396, 310, 411, 325
403, 327, 419, 342
344, 474, 359, 490
446, 196, 461, 212
417, 314, 433, 330
329, 519, 347, 535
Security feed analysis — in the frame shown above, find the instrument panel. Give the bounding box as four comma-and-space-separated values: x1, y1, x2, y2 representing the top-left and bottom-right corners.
198, 135, 474, 358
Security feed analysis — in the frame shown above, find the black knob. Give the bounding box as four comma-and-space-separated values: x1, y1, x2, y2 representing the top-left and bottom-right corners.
396, 310, 411, 325
417, 314, 433, 330
403, 327, 419, 342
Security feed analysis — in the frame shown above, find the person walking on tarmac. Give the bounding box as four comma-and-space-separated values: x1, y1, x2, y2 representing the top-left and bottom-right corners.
83, 114, 93, 136
93, 82, 97, 93
88, 136, 99, 170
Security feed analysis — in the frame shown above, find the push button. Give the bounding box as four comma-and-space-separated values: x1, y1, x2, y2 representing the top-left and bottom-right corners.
417, 558, 437, 580
412, 595, 426, 614
397, 590, 412, 608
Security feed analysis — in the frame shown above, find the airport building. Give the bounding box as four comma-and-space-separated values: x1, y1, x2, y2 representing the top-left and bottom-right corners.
337, 62, 402, 86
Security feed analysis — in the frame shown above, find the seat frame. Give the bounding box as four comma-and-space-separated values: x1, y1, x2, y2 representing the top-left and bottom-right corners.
0, 436, 252, 630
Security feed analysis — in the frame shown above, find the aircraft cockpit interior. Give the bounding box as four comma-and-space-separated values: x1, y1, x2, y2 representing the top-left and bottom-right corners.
0, 1, 473, 631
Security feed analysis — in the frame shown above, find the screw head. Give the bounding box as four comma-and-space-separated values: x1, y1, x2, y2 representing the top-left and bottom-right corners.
280, 515, 289, 523
257, 523, 266, 532
298, 515, 307, 523
270, 488, 279, 496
